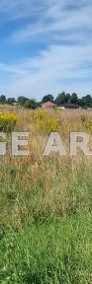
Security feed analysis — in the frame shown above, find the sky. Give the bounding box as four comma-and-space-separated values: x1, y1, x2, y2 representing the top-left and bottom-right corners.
0, 0, 92, 100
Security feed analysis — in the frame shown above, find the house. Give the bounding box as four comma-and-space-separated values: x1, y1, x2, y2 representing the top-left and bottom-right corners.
59, 103, 81, 109
41, 101, 57, 108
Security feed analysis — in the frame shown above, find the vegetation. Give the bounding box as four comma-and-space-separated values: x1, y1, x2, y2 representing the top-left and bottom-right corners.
1, 92, 92, 109
0, 111, 20, 132
41, 94, 54, 103
29, 109, 61, 133
24, 99, 37, 109
0, 107, 92, 283
7, 98, 16, 105
0, 95, 6, 104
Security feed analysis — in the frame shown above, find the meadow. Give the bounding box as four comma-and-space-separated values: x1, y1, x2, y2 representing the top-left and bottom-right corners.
0, 107, 92, 284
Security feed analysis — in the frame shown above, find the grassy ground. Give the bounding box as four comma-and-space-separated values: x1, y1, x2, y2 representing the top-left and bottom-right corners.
0, 108, 92, 283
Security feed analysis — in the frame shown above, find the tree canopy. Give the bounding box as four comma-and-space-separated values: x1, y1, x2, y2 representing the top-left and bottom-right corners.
55, 92, 70, 105
0, 95, 6, 104
41, 94, 54, 103
0, 92, 92, 109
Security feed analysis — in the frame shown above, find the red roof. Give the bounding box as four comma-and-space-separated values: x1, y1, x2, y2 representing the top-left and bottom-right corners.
41, 101, 56, 107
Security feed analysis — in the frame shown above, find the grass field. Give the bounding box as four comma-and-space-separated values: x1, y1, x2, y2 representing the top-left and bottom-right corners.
0, 108, 92, 284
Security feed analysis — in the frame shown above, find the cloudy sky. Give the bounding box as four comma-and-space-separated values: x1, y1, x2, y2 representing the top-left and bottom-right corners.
0, 0, 92, 100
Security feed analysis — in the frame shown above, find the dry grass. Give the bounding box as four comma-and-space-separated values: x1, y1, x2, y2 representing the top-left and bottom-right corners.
0, 107, 92, 283
0, 107, 92, 226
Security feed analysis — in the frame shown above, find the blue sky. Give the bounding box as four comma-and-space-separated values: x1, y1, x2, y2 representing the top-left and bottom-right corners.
0, 0, 92, 100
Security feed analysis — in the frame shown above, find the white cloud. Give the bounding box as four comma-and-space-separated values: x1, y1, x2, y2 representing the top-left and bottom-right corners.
1, 0, 92, 47
0, 0, 92, 99
5, 0, 91, 44
0, 44, 92, 99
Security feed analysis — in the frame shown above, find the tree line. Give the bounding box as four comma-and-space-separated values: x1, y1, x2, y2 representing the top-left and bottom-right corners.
0, 92, 92, 109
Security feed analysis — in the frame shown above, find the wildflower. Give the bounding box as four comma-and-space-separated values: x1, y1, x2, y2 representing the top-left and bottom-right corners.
30, 109, 61, 134
0, 111, 20, 132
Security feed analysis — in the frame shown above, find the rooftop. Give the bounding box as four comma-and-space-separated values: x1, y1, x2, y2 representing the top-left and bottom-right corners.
41, 101, 57, 107
60, 103, 80, 108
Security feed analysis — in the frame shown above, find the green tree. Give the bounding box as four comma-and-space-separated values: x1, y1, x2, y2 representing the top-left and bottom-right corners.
25, 99, 37, 109
55, 92, 66, 105
41, 94, 54, 103
17, 96, 28, 106
81, 95, 92, 108
70, 93, 78, 104
65, 93, 70, 103
7, 97, 16, 105
0, 94, 6, 104
77, 98, 85, 107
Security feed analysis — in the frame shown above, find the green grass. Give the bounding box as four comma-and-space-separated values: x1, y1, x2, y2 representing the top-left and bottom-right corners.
0, 214, 92, 284
0, 157, 92, 283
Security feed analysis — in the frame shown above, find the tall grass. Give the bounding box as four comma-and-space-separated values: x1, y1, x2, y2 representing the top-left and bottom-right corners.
0, 108, 92, 283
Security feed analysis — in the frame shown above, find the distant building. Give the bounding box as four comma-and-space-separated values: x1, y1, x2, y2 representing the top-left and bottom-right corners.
59, 103, 81, 109
41, 101, 57, 108
13, 102, 17, 106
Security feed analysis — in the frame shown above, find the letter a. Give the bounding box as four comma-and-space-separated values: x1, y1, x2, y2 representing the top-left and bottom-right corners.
43, 132, 66, 156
